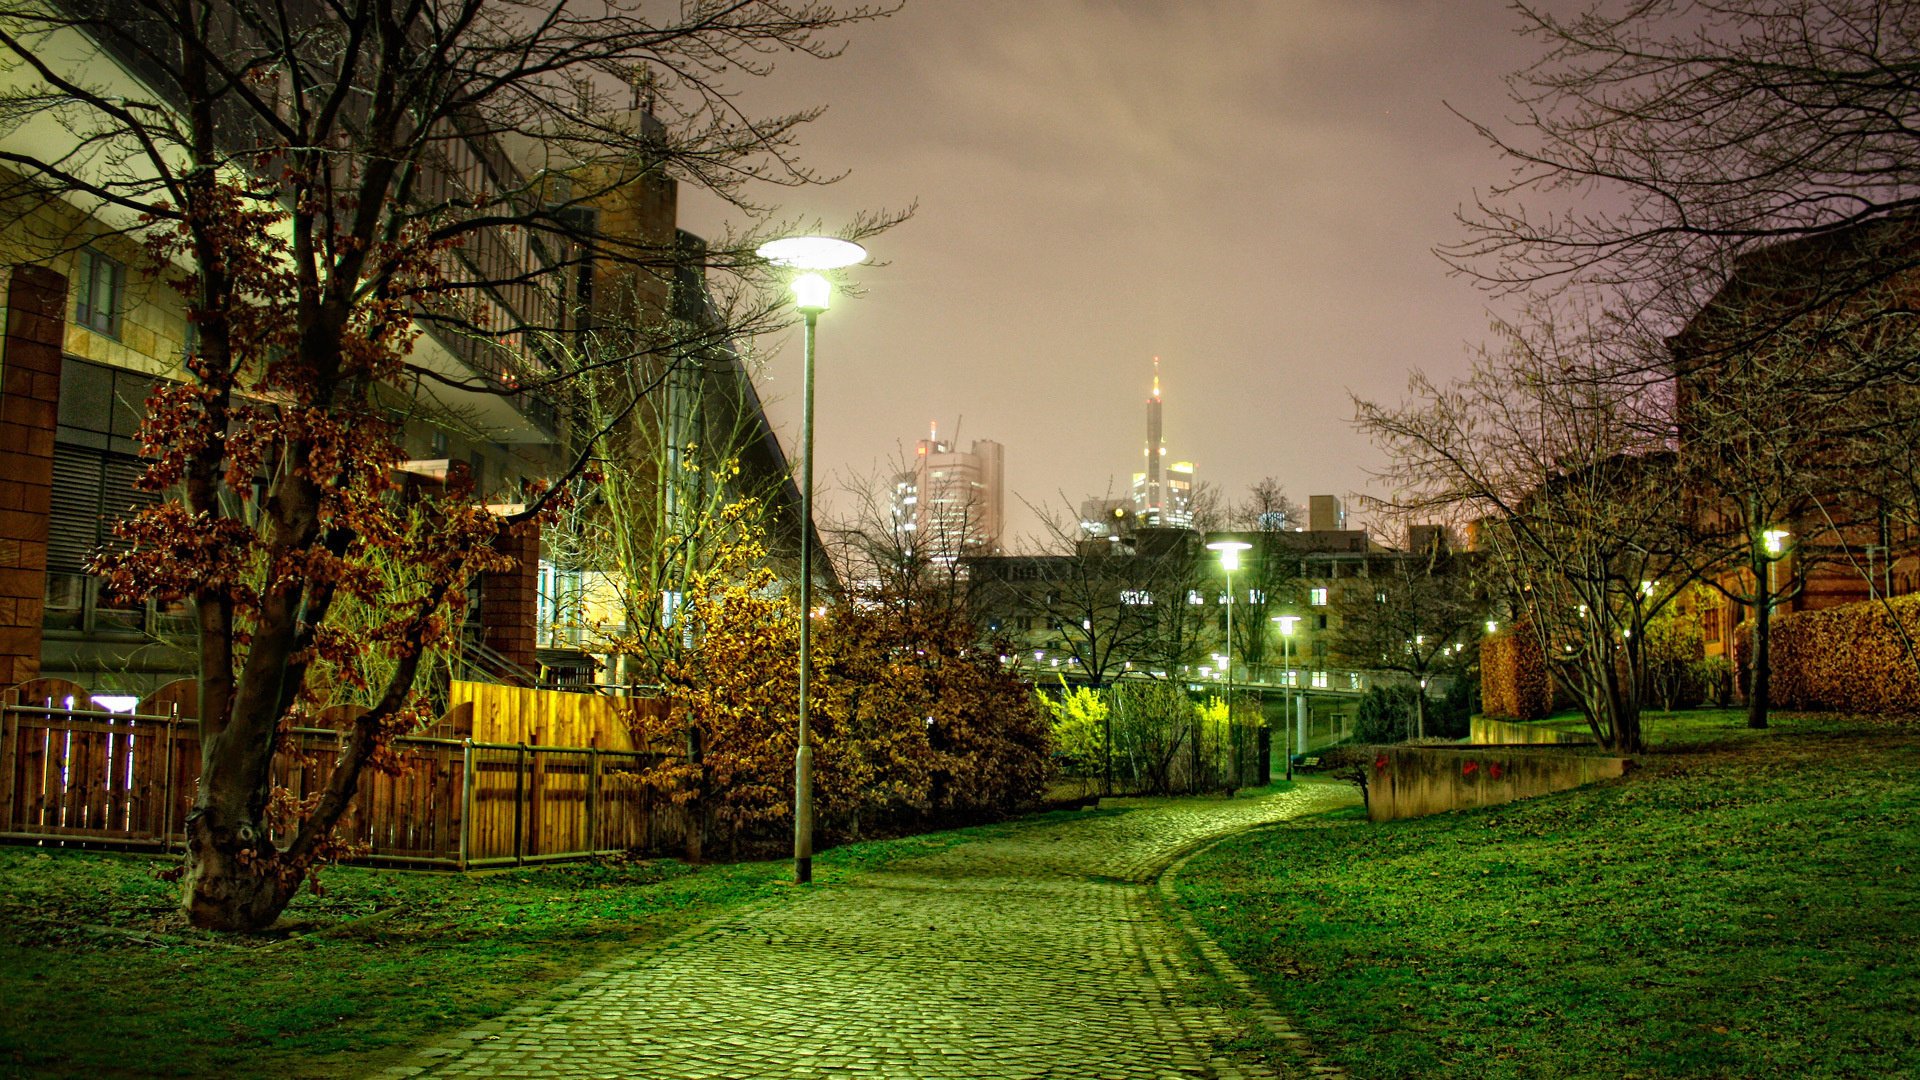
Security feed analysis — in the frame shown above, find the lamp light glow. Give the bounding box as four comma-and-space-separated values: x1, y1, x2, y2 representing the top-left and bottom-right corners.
755, 236, 867, 270
1273, 614, 1300, 635
1206, 538, 1252, 571
790, 272, 831, 313
1763, 527, 1790, 556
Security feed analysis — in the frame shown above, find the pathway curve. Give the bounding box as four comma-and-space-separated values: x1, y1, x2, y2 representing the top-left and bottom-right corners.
383, 781, 1359, 1080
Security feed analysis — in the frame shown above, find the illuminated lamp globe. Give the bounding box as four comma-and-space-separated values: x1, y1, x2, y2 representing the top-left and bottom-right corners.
1205, 538, 1252, 571
755, 236, 868, 270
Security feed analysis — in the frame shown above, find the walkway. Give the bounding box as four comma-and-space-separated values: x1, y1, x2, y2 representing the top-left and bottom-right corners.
383, 781, 1359, 1080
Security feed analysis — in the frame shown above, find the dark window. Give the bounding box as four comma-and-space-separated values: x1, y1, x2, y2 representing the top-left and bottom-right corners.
75, 249, 126, 337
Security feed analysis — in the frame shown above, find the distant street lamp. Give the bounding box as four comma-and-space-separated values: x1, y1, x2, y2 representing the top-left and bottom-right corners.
1207, 539, 1252, 790
1273, 614, 1300, 781
755, 234, 868, 885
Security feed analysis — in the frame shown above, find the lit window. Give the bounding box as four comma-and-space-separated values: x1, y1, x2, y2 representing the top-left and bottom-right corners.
75, 248, 125, 337
1312, 670, 1329, 688
1310, 587, 1328, 606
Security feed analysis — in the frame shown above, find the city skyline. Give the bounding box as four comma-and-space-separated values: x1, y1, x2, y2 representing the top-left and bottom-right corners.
684, 1, 1545, 549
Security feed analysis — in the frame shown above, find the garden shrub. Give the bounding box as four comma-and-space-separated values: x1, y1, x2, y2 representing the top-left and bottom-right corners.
1479, 627, 1552, 720
1733, 594, 1920, 715
1354, 684, 1421, 743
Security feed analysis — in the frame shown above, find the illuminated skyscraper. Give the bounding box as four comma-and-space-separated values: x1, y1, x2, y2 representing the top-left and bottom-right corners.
1131, 358, 1196, 528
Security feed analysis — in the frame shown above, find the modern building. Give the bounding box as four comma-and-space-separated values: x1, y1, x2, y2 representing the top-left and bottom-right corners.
891, 424, 1005, 569
0, 27, 819, 696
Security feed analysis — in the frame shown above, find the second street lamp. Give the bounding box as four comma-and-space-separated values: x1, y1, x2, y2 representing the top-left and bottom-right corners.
755, 235, 867, 886
1206, 540, 1251, 790
1274, 611, 1305, 776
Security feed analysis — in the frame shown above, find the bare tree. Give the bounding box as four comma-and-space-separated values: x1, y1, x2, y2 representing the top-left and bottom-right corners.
1327, 540, 1483, 739
1357, 308, 1695, 752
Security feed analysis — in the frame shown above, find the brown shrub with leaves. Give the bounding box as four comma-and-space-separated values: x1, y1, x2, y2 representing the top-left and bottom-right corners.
1480, 626, 1553, 720
1734, 596, 1920, 715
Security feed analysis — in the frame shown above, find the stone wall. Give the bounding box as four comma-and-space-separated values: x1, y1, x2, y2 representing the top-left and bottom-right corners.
1363, 745, 1626, 822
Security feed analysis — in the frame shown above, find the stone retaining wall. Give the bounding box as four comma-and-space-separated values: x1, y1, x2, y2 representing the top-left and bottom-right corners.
1364, 745, 1627, 822
1468, 716, 1593, 745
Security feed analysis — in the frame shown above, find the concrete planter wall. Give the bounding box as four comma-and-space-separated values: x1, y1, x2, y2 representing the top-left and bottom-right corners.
1468, 716, 1594, 745
1363, 745, 1627, 822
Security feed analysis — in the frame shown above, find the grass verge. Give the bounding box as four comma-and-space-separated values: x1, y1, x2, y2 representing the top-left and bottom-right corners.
0, 821, 998, 1079
1175, 709, 1920, 1079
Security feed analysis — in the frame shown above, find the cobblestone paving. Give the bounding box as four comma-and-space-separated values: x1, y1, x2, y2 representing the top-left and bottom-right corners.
385, 781, 1359, 1080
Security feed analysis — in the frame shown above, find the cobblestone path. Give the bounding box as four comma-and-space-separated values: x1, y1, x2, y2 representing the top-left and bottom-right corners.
386, 781, 1359, 1080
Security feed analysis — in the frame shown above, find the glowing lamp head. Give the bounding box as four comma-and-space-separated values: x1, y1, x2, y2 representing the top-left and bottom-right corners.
1763, 528, 1790, 556
1485, 619, 1499, 635
1206, 539, 1252, 571
755, 236, 868, 270
790, 272, 832, 314
1273, 614, 1300, 636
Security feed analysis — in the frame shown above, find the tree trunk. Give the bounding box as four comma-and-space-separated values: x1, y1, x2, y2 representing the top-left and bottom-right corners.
182, 809, 293, 931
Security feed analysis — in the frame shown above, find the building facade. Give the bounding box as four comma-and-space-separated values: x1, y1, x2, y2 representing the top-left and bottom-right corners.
891, 426, 1005, 569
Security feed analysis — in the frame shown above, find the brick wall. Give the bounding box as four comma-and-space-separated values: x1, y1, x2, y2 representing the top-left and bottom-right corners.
480, 522, 540, 683
0, 266, 67, 686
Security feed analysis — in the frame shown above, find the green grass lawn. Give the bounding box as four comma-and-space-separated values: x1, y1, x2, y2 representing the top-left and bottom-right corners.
0, 822, 994, 1079
1176, 709, 1920, 1079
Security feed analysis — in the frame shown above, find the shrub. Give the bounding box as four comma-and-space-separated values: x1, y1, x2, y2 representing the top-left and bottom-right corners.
1354, 684, 1421, 743
638, 526, 1053, 853
1036, 681, 1107, 777
1696, 656, 1735, 708
1433, 674, 1474, 738
1480, 627, 1552, 720
1733, 595, 1920, 715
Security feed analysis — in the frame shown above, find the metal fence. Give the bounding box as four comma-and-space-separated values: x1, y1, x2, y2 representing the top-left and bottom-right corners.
0, 699, 689, 868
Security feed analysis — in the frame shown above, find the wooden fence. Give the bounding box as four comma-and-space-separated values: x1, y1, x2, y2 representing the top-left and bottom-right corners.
0, 679, 689, 868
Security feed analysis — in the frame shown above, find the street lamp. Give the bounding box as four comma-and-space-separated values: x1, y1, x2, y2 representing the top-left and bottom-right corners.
1206, 539, 1252, 790
1272, 614, 1299, 781
756, 234, 868, 885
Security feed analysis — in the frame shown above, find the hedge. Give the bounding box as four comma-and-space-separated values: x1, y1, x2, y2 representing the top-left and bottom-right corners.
1480, 628, 1552, 721
1733, 594, 1920, 715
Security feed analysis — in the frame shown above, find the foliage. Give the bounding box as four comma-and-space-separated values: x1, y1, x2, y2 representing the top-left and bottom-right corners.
1110, 680, 1194, 795
1176, 710, 1920, 1079
1734, 595, 1920, 715
1644, 594, 1708, 712
1479, 627, 1552, 721
1354, 684, 1421, 744
1698, 655, 1735, 708
636, 518, 1050, 851
1037, 681, 1109, 777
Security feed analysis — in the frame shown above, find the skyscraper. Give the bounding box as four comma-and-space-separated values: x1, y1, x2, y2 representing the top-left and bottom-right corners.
891, 423, 1005, 569
1131, 358, 1196, 528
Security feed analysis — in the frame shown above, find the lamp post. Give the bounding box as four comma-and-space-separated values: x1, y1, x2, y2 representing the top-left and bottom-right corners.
1206, 540, 1251, 789
1273, 615, 1299, 781
756, 235, 868, 885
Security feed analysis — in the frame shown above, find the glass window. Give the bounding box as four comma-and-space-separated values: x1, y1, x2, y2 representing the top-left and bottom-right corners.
75, 249, 125, 337
1309, 587, 1328, 606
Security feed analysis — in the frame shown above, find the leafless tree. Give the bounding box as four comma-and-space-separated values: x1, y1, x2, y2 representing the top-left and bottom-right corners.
1326, 540, 1483, 739
1357, 307, 1695, 752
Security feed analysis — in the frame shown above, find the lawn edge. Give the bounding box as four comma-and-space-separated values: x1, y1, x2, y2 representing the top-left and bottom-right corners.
1154, 812, 1354, 1080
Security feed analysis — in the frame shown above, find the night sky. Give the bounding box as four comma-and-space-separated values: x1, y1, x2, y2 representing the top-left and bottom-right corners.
682, 1, 1552, 549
